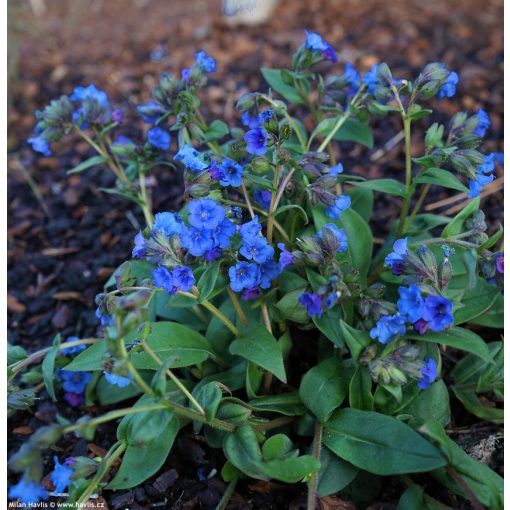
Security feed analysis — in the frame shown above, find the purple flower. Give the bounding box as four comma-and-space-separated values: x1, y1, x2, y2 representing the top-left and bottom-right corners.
436, 71, 459, 99
242, 112, 261, 129
175, 144, 208, 172
413, 319, 429, 335
51, 456, 74, 493
370, 314, 407, 344
422, 295, 453, 332
132, 232, 148, 259
104, 372, 132, 387
240, 236, 274, 263
9, 479, 48, 505
188, 198, 225, 229
397, 285, 425, 323
218, 158, 244, 187
258, 259, 281, 289
299, 292, 323, 318
152, 266, 176, 294
363, 64, 379, 95
111, 109, 124, 123
195, 50, 216, 73
384, 238, 408, 275
181, 68, 191, 83
181, 226, 215, 256
417, 357, 438, 390
172, 266, 195, 292
205, 247, 222, 261
472, 109, 491, 137
278, 243, 295, 270
325, 195, 351, 220
244, 128, 268, 156
496, 252, 504, 274
27, 135, 51, 156
253, 190, 272, 210
229, 262, 260, 292
242, 287, 261, 301
64, 392, 84, 407
153, 212, 184, 236
148, 127, 170, 150
328, 163, 344, 177
58, 369, 92, 394
344, 62, 360, 94
239, 216, 262, 241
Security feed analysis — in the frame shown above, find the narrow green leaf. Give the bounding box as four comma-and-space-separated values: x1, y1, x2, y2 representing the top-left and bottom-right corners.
353, 178, 406, 197
67, 155, 108, 175
414, 168, 468, 192
260, 68, 304, 104
42, 334, 62, 401
349, 366, 374, 411
338, 320, 372, 360
442, 198, 479, 238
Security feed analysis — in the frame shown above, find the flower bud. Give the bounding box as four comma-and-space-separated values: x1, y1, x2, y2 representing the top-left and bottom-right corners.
369, 360, 391, 385
414, 63, 450, 98
9, 444, 39, 472
387, 365, 408, 385
251, 157, 271, 173
364, 283, 386, 299
69, 457, 99, 479
438, 258, 452, 290
235, 93, 256, 112
30, 425, 63, 448
465, 210, 487, 233
360, 344, 378, 365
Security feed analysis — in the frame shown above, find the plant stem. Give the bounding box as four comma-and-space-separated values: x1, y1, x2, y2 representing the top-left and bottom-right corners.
141, 338, 206, 415
406, 183, 431, 228
395, 114, 413, 238
446, 466, 485, 510
317, 112, 349, 154
307, 422, 323, 510
266, 165, 281, 244
260, 303, 274, 393
138, 171, 154, 227
227, 286, 248, 327
273, 167, 296, 213
215, 477, 239, 510
241, 180, 256, 219
76, 441, 127, 505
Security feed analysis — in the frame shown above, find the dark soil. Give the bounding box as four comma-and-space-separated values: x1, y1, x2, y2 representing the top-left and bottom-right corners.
8, 0, 503, 508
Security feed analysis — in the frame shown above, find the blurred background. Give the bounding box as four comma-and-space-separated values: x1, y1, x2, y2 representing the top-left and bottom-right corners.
7, 0, 503, 347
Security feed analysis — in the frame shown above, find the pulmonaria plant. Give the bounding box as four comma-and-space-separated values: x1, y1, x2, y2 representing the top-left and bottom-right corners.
9, 31, 504, 510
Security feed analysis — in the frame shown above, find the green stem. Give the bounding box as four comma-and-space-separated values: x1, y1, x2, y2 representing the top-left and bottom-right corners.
317, 112, 349, 153
266, 165, 282, 244
227, 287, 248, 327
76, 441, 127, 504
307, 422, 323, 510
406, 183, 431, 228
215, 477, 239, 510
396, 114, 413, 238
138, 171, 154, 227
241, 180, 256, 219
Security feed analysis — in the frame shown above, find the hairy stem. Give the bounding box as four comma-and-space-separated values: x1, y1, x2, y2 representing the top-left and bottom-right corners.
241, 180, 256, 219
227, 286, 249, 327
406, 183, 431, 228
396, 114, 413, 238
307, 422, 323, 510
215, 477, 239, 510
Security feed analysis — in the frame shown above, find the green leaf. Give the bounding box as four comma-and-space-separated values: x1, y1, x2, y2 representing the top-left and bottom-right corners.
196, 261, 221, 302
313, 308, 343, 347
42, 334, 62, 401
406, 327, 491, 362
8, 343, 28, 366
333, 118, 374, 148
353, 178, 406, 197
442, 198, 479, 238
414, 168, 468, 192
347, 186, 374, 222
397, 485, 425, 510
262, 434, 294, 461
96, 376, 142, 405
317, 447, 358, 497
260, 68, 304, 104
323, 408, 446, 475
451, 386, 503, 423
107, 414, 179, 489
63, 342, 107, 372
193, 381, 222, 421
229, 325, 286, 383
338, 321, 372, 360
349, 366, 374, 411
67, 155, 108, 175
248, 391, 306, 416
468, 294, 503, 329
205, 120, 229, 142
274, 204, 308, 223
399, 381, 450, 427
275, 289, 309, 324
299, 358, 351, 422
453, 277, 500, 325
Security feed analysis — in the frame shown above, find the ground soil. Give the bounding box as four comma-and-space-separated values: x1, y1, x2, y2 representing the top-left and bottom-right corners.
7, 0, 503, 508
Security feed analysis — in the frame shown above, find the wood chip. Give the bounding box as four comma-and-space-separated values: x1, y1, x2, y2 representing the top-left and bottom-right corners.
52, 291, 84, 301
41, 246, 81, 256
7, 294, 26, 313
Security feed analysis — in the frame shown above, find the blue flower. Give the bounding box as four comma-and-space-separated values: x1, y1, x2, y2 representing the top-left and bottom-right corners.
417, 357, 438, 390
344, 62, 360, 94
369, 314, 407, 344
111, 109, 124, 123
181, 226, 215, 256
181, 68, 191, 83
239, 216, 262, 241
240, 236, 274, 263
112, 135, 133, 146
397, 285, 425, 323
175, 144, 208, 172
258, 110, 274, 123
152, 266, 176, 294
436, 71, 459, 99
318, 223, 348, 253
70, 84, 109, 107
384, 238, 408, 275
325, 292, 339, 309
244, 128, 268, 156
325, 195, 351, 220
219, 158, 244, 187
253, 190, 272, 210
64, 392, 84, 407
496, 252, 504, 274
104, 372, 132, 387
304, 30, 337, 62
363, 64, 379, 95
195, 50, 216, 73
58, 369, 92, 394
132, 232, 148, 259
9, 479, 48, 505
242, 112, 261, 129
153, 212, 184, 236
188, 198, 225, 229
468, 172, 494, 198
148, 127, 170, 150
278, 243, 295, 270
60, 337, 86, 356
95, 307, 113, 326
422, 295, 453, 331
212, 219, 236, 249
172, 266, 195, 292
136, 100, 166, 124
242, 287, 261, 301
229, 262, 260, 292
258, 259, 281, 289
328, 163, 344, 177
298, 293, 323, 318
472, 109, 491, 137
28, 135, 51, 156
205, 247, 222, 261
51, 456, 74, 493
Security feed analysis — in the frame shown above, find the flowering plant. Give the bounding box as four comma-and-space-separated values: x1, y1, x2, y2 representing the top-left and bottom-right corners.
9, 31, 503, 509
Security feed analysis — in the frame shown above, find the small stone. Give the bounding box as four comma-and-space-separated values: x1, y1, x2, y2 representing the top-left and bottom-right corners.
152, 468, 179, 493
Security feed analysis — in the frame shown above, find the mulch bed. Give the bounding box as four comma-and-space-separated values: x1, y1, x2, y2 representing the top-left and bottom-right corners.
8, 0, 503, 508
